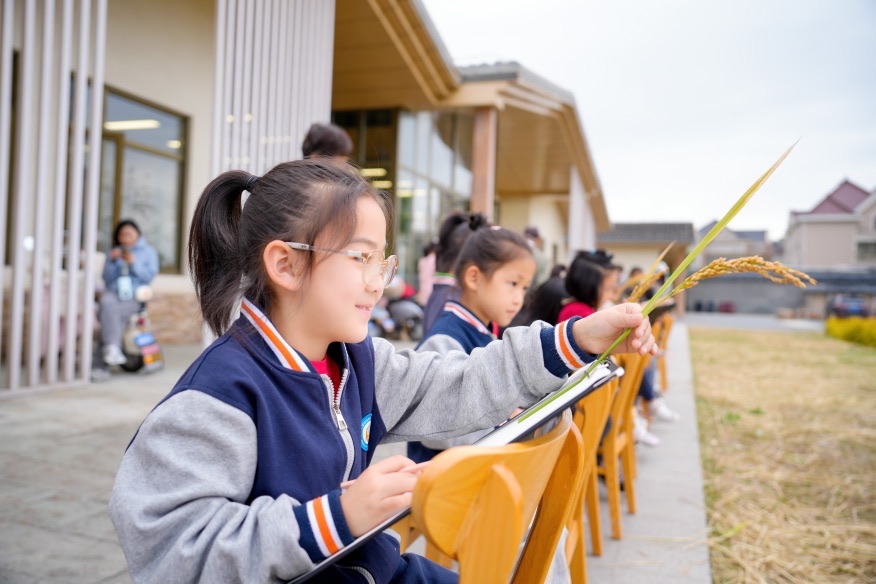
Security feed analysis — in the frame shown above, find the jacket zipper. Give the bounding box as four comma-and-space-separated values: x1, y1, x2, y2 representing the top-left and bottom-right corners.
339, 564, 376, 584
328, 369, 350, 431
321, 368, 355, 481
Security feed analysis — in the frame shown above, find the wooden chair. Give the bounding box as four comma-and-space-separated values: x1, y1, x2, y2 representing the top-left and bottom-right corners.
565, 377, 618, 584
657, 313, 674, 394
410, 409, 584, 584
393, 511, 453, 568
596, 343, 655, 540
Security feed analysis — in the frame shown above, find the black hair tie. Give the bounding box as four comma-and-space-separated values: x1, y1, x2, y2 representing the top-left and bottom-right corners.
244, 174, 259, 192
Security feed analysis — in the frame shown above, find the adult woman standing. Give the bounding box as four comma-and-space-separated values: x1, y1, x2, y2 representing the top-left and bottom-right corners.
99, 220, 159, 366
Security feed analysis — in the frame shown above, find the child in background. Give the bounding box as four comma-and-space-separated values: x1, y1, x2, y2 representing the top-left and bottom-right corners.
407, 218, 536, 463
558, 251, 607, 321
421, 211, 486, 335
109, 159, 656, 583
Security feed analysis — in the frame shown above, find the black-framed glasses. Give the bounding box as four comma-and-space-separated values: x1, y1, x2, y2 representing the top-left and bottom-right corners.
285, 242, 399, 287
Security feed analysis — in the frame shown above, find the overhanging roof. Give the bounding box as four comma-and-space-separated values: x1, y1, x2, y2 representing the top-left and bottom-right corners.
332, 0, 459, 110
598, 223, 696, 245
444, 62, 609, 230
331, 2, 609, 230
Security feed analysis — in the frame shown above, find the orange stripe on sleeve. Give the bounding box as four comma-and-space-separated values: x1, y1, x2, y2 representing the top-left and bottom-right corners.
312, 496, 340, 555
558, 322, 585, 369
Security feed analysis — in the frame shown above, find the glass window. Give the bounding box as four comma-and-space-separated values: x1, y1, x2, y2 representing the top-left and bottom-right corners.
429, 113, 454, 188
104, 92, 184, 155
453, 112, 473, 195
858, 241, 876, 261
397, 112, 416, 168
119, 149, 183, 270
99, 89, 187, 271
332, 111, 359, 160
97, 138, 118, 253
393, 109, 475, 282
414, 112, 431, 176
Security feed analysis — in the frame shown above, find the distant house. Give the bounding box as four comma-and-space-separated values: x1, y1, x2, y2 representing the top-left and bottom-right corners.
695, 221, 773, 268
596, 222, 696, 275
783, 180, 876, 268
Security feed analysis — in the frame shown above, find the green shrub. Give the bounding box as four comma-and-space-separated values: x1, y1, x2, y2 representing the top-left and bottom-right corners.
826, 317, 876, 348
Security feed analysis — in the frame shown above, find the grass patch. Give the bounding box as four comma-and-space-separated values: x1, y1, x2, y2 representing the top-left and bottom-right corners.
690, 327, 876, 583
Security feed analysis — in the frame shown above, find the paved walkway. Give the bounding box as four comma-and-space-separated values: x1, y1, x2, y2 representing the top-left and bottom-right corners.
0, 322, 711, 583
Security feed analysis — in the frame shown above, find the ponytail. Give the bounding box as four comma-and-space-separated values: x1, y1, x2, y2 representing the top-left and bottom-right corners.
435, 211, 488, 273
188, 170, 249, 336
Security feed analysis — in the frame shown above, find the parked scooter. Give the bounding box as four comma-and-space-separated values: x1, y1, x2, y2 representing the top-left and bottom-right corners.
386, 296, 424, 341
368, 303, 396, 338
371, 276, 424, 341
120, 285, 164, 373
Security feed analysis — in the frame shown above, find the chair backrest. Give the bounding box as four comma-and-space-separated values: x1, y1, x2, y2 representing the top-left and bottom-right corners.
658, 313, 674, 350
565, 377, 618, 575
411, 409, 583, 584
656, 313, 674, 391
573, 377, 617, 481
611, 322, 660, 435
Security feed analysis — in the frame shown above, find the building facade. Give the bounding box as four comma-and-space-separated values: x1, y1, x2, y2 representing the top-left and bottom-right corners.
783, 180, 876, 269
1, 0, 608, 393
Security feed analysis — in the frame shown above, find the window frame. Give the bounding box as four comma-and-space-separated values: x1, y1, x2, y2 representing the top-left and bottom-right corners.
101, 85, 189, 273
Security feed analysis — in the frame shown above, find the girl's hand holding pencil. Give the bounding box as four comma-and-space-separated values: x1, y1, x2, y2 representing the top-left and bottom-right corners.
339, 457, 430, 537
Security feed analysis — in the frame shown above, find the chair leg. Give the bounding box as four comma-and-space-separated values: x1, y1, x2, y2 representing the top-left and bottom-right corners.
392, 516, 420, 553
659, 358, 668, 394
568, 532, 587, 584
585, 470, 603, 556
425, 540, 454, 569
621, 446, 637, 515
603, 454, 623, 540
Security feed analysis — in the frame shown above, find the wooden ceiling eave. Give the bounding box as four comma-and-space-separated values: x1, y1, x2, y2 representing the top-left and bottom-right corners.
364, 0, 459, 105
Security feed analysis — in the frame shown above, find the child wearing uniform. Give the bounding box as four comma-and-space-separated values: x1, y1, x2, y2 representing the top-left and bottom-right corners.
109, 159, 656, 583
408, 218, 536, 463
421, 211, 486, 335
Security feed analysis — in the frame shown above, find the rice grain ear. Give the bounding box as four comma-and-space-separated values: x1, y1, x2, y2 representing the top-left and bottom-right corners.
670, 256, 817, 297
584, 141, 799, 375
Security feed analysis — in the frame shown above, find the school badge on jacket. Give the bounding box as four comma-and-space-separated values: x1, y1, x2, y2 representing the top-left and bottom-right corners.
361, 414, 372, 451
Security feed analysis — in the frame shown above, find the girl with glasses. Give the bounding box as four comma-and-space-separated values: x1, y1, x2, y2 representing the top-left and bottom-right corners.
109, 158, 657, 583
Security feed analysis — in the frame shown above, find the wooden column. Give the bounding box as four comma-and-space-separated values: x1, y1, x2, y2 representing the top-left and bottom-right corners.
470, 106, 497, 220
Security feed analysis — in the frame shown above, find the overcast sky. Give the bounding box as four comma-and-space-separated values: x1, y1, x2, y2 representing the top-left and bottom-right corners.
421, 0, 876, 240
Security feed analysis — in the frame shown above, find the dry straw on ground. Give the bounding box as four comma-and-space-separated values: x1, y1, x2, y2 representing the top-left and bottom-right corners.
690, 327, 876, 583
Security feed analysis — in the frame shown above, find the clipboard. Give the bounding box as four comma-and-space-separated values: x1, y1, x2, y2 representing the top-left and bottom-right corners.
289, 359, 624, 583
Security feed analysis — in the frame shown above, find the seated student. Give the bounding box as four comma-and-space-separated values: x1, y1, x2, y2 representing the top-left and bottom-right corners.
408, 219, 536, 463
512, 275, 569, 327
98, 220, 159, 367
421, 211, 485, 335
109, 160, 657, 583
558, 251, 607, 321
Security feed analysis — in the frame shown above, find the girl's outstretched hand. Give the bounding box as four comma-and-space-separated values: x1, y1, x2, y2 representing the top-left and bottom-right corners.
340, 455, 421, 537
571, 302, 658, 356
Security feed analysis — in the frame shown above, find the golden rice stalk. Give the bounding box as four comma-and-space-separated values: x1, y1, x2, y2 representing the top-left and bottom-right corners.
670, 256, 817, 297
618, 274, 642, 295
627, 268, 668, 303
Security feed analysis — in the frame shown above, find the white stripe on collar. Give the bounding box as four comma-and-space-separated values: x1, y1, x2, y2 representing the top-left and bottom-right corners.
240, 298, 310, 372
444, 301, 494, 337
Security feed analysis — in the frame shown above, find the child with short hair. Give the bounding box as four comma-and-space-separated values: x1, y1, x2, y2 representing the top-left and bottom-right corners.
109, 159, 656, 583
408, 218, 537, 462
